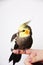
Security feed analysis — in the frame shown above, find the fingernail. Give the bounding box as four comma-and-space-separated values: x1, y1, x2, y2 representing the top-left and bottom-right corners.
12, 50, 17, 53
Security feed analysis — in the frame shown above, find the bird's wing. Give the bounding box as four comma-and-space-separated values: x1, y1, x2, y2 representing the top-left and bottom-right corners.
11, 33, 17, 42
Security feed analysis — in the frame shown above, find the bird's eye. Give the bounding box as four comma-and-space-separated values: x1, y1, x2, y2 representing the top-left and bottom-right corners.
22, 30, 25, 32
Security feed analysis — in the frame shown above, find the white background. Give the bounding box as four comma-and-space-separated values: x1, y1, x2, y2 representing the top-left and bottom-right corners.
0, 0, 43, 65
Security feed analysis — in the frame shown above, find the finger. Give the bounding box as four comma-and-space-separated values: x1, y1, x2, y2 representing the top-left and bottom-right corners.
24, 61, 32, 65
30, 52, 37, 58
24, 56, 32, 65
12, 49, 26, 54
12, 49, 32, 54
12, 49, 38, 54
29, 50, 43, 63
29, 55, 42, 63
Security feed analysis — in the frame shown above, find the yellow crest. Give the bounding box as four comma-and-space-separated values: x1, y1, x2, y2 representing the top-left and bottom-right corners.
18, 20, 30, 31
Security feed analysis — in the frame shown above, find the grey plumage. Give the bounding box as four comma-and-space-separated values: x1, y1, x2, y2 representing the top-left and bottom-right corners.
9, 25, 33, 65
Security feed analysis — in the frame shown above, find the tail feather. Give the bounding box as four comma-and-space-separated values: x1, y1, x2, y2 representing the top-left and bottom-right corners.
9, 53, 21, 65
9, 53, 15, 62
13, 60, 15, 65
9, 42, 21, 65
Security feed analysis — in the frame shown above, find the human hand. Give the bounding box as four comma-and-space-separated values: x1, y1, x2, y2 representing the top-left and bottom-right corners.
12, 49, 43, 65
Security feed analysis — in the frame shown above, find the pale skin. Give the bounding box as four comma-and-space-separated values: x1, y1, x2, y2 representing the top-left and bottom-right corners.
12, 49, 43, 65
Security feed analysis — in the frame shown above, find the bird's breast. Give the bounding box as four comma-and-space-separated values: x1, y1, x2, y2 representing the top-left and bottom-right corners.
15, 36, 33, 49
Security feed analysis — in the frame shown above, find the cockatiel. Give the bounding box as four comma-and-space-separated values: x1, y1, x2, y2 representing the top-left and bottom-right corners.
9, 21, 43, 65
9, 21, 33, 65
11, 21, 33, 49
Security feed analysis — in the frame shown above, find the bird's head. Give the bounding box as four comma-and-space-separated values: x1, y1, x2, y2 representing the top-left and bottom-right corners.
18, 21, 32, 38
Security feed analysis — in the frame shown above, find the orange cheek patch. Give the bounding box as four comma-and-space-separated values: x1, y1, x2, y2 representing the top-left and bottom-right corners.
25, 30, 30, 34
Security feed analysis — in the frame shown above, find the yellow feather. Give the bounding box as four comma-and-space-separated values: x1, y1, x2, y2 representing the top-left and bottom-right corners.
18, 20, 30, 31
18, 21, 30, 38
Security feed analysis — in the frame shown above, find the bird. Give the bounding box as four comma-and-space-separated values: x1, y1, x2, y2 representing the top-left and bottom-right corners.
9, 21, 43, 65
9, 21, 33, 65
